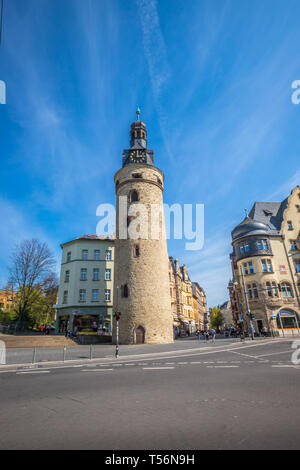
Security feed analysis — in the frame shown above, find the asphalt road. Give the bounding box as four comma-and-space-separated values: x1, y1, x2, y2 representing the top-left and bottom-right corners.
0, 338, 299, 450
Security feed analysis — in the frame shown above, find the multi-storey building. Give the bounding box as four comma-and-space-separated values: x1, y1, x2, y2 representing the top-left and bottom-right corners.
56, 235, 115, 335
169, 257, 207, 335
0, 288, 15, 312
192, 282, 208, 331
218, 300, 234, 328
230, 186, 300, 336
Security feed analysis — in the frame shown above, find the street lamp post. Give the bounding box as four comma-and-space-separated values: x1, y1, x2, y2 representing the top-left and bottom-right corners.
240, 266, 255, 340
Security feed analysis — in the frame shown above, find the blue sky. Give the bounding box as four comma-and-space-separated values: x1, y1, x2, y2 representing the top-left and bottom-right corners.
0, 0, 300, 307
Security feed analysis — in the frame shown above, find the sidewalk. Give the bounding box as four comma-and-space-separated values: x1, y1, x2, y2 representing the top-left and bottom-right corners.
0, 336, 292, 372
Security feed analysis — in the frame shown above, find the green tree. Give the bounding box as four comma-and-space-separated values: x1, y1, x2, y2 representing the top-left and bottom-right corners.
29, 274, 58, 327
209, 307, 225, 331
8, 239, 57, 325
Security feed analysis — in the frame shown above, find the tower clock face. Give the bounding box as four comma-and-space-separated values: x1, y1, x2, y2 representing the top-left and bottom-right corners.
128, 149, 146, 164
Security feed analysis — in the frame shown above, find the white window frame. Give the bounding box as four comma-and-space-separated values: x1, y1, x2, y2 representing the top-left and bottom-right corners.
79, 289, 86, 302
92, 289, 99, 302
93, 268, 99, 281
80, 268, 87, 281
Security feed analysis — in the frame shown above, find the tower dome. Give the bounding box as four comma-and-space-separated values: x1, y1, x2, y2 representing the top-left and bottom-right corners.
231, 216, 269, 241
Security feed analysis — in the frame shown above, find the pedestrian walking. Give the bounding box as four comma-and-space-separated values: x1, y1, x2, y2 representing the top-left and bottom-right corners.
205, 331, 209, 342
197, 330, 201, 340
211, 328, 216, 343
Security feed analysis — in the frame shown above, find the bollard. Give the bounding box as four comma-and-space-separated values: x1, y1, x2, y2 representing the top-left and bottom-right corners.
63, 346, 66, 362
32, 347, 36, 364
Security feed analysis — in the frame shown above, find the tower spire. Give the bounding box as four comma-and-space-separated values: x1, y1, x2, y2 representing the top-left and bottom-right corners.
136, 106, 141, 121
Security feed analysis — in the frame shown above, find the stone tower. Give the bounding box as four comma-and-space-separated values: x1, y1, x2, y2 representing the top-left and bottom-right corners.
113, 109, 173, 344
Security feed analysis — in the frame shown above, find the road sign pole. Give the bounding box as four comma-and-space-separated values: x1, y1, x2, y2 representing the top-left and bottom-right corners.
115, 286, 119, 359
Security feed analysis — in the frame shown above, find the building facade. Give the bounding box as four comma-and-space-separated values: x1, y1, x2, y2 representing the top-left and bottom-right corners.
113, 111, 173, 344
192, 282, 208, 331
0, 288, 15, 312
218, 300, 234, 328
169, 257, 207, 335
230, 186, 300, 336
56, 235, 115, 335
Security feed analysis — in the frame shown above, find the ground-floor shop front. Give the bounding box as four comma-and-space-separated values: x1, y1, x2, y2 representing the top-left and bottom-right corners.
173, 320, 199, 337
238, 305, 300, 336
56, 306, 113, 337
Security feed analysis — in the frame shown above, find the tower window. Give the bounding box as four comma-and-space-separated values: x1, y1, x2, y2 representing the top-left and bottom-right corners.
122, 284, 129, 298
130, 190, 139, 202
287, 221, 293, 230
132, 173, 142, 179
133, 244, 140, 258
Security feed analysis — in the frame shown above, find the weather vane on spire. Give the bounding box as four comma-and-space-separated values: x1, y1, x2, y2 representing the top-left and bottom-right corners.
136, 106, 141, 120
244, 208, 248, 217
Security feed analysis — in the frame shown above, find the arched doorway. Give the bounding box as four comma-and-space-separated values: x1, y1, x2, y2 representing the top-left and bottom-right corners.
135, 326, 145, 344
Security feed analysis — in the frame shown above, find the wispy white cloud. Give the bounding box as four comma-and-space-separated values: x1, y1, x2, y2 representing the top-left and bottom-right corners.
265, 170, 300, 201
136, 0, 173, 158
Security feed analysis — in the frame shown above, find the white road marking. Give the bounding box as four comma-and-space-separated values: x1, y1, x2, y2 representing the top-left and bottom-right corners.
255, 350, 292, 358
229, 350, 267, 361
82, 369, 113, 372
190, 362, 202, 364
143, 367, 175, 370
272, 365, 300, 369
207, 365, 239, 368
178, 362, 188, 364
16, 370, 50, 375
125, 363, 135, 366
